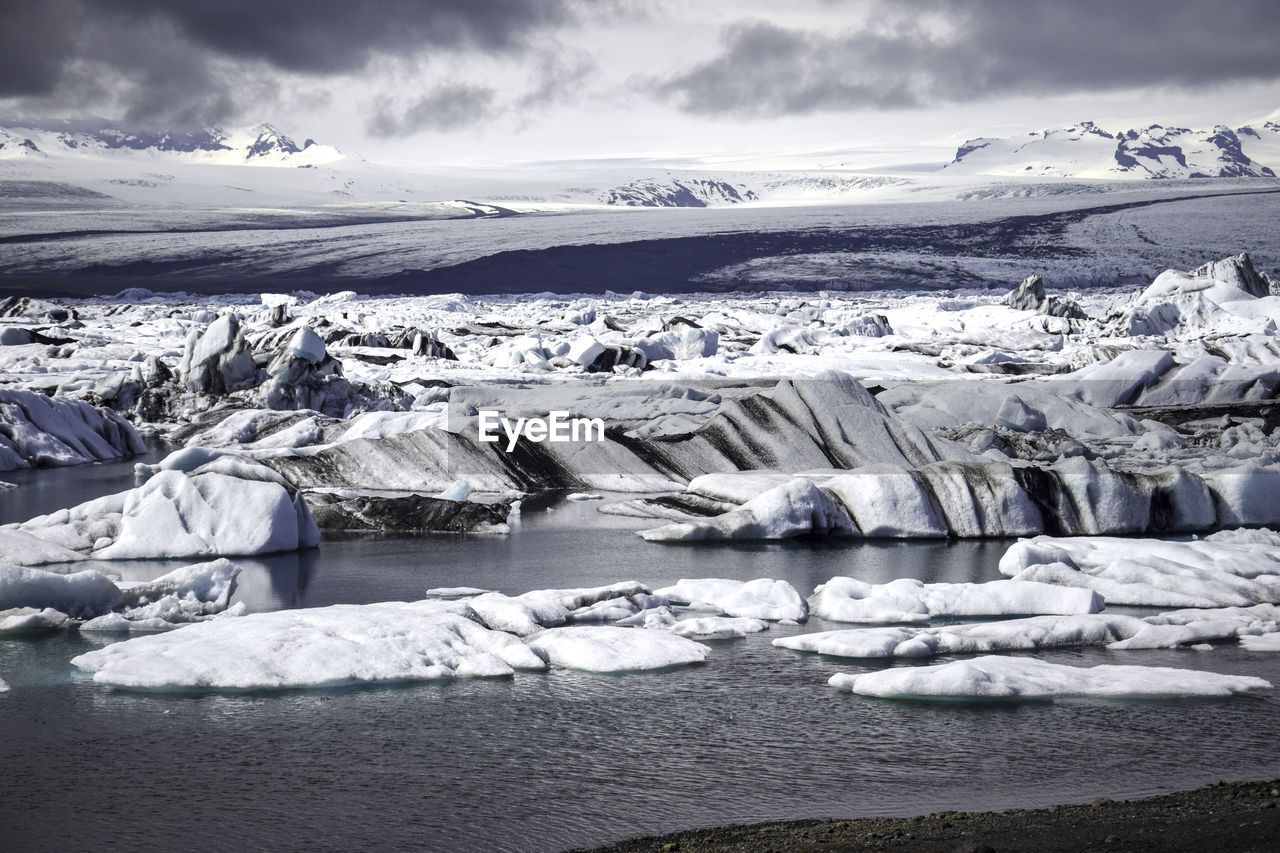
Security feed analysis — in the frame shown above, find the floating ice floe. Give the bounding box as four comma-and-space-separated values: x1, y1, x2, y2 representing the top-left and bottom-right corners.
526, 625, 710, 672
2, 458, 319, 561
457, 582, 666, 635
1240, 634, 1280, 651
654, 578, 807, 622
999, 533, 1280, 607
828, 655, 1271, 701
0, 389, 145, 471
0, 559, 242, 633
775, 604, 1280, 658
0, 565, 125, 618
0, 675, 8, 692
72, 601, 546, 690
807, 577, 1103, 624
663, 615, 769, 639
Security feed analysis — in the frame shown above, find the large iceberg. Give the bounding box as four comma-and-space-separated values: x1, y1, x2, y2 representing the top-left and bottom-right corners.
72, 601, 546, 690
4, 457, 320, 561
0, 389, 145, 471
829, 655, 1271, 701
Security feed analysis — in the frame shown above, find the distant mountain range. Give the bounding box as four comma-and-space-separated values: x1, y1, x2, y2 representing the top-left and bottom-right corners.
945, 120, 1280, 179
2, 114, 1278, 213
0, 120, 344, 167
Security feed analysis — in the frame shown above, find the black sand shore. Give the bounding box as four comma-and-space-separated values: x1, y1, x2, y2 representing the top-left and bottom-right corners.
575, 779, 1280, 852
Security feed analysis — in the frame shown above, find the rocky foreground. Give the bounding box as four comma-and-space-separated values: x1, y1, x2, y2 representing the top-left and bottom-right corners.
578, 778, 1280, 853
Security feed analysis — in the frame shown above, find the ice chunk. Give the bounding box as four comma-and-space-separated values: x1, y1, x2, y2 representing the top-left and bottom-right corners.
0, 529, 86, 566
994, 395, 1047, 432
778, 604, 1280, 658
632, 327, 718, 361
638, 480, 855, 541
774, 614, 1140, 658
285, 326, 326, 363
78, 612, 184, 633
664, 616, 769, 639
807, 576, 1102, 624
526, 626, 710, 672
0, 565, 123, 618
72, 602, 546, 690
8, 463, 319, 561
1241, 634, 1280, 651
424, 586, 494, 599
0, 675, 7, 692
1000, 535, 1280, 607
434, 479, 473, 502
467, 593, 570, 636
829, 655, 1271, 701
0, 559, 241, 629
114, 559, 241, 623
656, 577, 807, 621
0, 606, 70, 634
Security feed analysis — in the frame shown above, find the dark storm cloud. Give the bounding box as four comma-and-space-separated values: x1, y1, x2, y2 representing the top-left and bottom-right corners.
657, 0, 1280, 116
367, 84, 498, 137
0, 0, 591, 127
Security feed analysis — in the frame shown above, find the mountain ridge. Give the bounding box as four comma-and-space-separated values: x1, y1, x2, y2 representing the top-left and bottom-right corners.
947, 120, 1279, 180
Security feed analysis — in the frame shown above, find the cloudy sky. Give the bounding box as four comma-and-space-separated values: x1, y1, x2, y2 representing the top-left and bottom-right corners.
3, 0, 1279, 168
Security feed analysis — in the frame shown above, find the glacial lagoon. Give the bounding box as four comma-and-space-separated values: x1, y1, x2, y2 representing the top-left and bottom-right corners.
3, 460, 1279, 852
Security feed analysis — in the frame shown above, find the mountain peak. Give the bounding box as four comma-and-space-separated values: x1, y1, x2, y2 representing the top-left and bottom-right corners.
0, 119, 343, 167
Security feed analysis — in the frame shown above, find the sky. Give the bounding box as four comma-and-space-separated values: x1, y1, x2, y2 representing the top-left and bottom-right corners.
3, 0, 1280, 169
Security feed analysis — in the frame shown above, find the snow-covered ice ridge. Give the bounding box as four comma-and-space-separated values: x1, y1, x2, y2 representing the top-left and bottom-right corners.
6, 253, 1280, 542
947, 121, 1280, 180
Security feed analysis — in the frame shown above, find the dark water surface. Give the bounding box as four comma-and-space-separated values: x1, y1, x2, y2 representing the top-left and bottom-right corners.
2, 461, 1280, 852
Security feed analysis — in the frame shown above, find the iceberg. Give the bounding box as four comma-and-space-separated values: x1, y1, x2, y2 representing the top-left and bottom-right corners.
0, 565, 124, 617
6, 459, 319, 560
526, 625, 710, 672
638, 479, 855, 541
654, 578, 807, 621
829, 655, 1271, 701
0, 606, 71, 634
664, 615, 769, 639
72, 601, 546, 690
0, 389, 145, 471
1241, 634, 1280, 651
807, 577, 1103, 624
0, 559, 242, 628
1000, 534, 1280, 607
776, 604, 1280, 659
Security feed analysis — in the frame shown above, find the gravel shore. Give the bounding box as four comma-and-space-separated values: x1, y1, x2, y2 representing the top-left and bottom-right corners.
575, 779, 1280, 853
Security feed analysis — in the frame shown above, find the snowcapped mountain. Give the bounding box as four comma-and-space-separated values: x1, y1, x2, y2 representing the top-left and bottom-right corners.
0, 120, 343, 167
602, 176, 758, 207
946, 121, 1278, 179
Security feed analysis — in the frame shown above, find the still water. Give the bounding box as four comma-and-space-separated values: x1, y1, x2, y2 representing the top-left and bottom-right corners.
2, 461, 1279, 852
